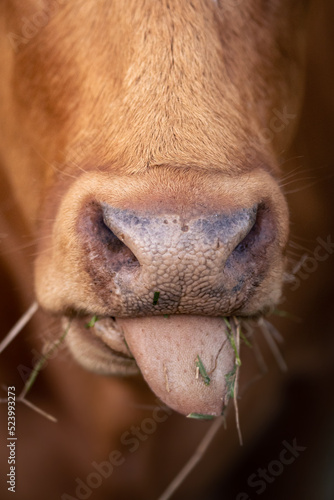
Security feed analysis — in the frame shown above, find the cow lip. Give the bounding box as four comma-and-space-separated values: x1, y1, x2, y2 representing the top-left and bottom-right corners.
66, 312, 256, 359
62, 315, 138, 373
76, 315, 135, 359
91, 316, 135, 359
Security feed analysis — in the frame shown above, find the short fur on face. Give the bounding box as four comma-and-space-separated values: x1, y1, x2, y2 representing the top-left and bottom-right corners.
0, 0, 310, 410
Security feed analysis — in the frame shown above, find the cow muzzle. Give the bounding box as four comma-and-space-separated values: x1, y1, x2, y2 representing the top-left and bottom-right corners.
35, 168, 289, 417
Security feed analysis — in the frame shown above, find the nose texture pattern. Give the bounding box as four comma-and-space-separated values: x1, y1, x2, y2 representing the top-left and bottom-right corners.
102, 203, 257, 266
80, 203, 272, 316
80, 202, 270, 316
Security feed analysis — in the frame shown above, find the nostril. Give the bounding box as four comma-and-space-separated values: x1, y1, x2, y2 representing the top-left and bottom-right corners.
100, 217, 126, 253
231, 203, 275, 258
233, 209, 258, 254
233, 221, 257, 253
79, 201, 139, 272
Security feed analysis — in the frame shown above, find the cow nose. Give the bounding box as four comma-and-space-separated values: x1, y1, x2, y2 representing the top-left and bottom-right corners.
79, 202, 274, 315
101, 202, 257, 264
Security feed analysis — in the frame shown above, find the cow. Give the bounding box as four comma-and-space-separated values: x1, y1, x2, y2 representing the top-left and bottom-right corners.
1, 1, 334, 499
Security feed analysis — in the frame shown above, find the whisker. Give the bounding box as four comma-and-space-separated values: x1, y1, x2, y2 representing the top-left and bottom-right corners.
288, 240, 314, 254
261, 318, 284, 344
251, 335, 268, 375
278, 166, 309, 183
284, 180, 322, 194
286, 254, 308, 275
31, 146, 78, 180
278, 155, 305, 168
279, 176, 316, 188
258, 319, 287, 372
290, 234, 319, 244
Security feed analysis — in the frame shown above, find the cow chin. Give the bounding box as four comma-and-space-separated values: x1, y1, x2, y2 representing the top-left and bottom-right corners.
34, 166, 289, 417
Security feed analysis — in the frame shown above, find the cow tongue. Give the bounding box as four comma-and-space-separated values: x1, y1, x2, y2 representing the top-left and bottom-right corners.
117, 315, 235, 417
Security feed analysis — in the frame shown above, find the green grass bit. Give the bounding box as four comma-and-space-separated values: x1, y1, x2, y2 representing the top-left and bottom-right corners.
223, 317, 242, 366
22, 320, 71, 398
271, 308, 301, 322
223, 317, 232, 331
123, 338, 134, 359
187, 413, 215, 420
240, 330, 252, 348
85, 314, 99, 328
225, 365, 237, 400
196, 355, 211, 386
153, 291, 160, 305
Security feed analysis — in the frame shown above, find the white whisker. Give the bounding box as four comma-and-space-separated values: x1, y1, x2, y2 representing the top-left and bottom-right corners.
261, 319, 284, 344
258, 319, 287, 372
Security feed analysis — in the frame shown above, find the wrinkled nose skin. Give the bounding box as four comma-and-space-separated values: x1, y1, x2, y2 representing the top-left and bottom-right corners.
35, 169, 289, 320
78, 200, 275, 316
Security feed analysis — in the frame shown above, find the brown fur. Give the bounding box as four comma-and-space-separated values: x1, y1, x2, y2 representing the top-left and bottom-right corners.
1, 1, 333, 499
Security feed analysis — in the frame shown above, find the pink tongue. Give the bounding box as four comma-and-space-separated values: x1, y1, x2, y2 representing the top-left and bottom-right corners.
117, 316, 235, 417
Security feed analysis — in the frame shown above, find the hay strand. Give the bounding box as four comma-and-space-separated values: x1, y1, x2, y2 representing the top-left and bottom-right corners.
157, 417, 224, 500
0, 301, 38, 354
